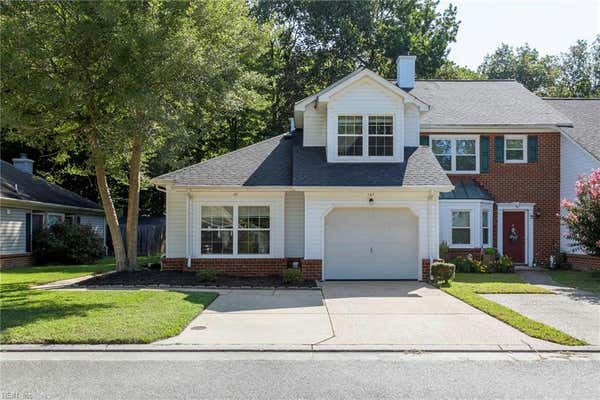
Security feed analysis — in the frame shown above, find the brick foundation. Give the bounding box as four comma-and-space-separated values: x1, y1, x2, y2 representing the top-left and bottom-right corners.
566, 254, 600, 272
445, 248, 482, 261
0, 253, 33, 269
162, 257, 323, 280
422, 259, 431, 282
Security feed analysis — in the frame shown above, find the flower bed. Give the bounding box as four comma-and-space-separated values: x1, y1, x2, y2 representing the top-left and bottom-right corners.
78, 268, 317, 289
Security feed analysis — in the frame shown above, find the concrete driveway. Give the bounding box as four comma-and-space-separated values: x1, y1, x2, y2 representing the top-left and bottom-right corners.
158, 281, 549, 346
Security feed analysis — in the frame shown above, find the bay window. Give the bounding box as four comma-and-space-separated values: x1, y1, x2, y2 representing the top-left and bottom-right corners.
337, 115, 394, 158
505, 135, 527, 162
200, 205, 270, 256
431, 136, 479, 173
451, 210, 471, 245
481, 209, 490, 246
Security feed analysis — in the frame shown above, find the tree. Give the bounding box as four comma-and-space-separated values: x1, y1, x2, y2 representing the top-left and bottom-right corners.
434, 61, 483, 80
561, 169, 600, 257
549, 37, 599, 97
1, 0, 268, 270
478, 43, 558, 94
254, 0, 460, 132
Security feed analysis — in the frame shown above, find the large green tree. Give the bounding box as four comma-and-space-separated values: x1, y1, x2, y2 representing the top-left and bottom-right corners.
478, 43, 558, 94
1, 0, 267, 270
254, 0, 460, 132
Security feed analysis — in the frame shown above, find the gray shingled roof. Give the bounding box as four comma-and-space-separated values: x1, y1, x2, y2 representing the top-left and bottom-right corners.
440, 178, 494, 200
544, 98, 600, 160
408, 80, 573, 127
153, 131, 451, 188
1, 160, 102, 210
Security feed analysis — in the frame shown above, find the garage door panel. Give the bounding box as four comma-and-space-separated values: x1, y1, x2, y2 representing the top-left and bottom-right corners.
324, 208, 418, 280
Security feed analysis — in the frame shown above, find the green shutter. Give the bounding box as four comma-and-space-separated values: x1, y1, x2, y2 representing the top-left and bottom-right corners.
480, 136, 490, 173
494, 136, 504, 163
527, 135, 538, 162
419, 135, 429, 146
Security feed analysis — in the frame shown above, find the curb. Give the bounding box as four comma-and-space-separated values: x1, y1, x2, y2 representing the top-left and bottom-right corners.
2, 344, 599, 353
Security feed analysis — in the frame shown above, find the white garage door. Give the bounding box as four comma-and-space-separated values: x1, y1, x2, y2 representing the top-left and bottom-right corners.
324, 208, 418, 280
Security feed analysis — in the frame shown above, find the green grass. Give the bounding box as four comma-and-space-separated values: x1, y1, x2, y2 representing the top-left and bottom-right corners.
0, 257, 217, 344
440, 273, 587, 346
547, 270, 600, 294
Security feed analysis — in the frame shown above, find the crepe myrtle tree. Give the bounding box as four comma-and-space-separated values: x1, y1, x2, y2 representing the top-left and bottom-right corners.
561, 168, 600, 256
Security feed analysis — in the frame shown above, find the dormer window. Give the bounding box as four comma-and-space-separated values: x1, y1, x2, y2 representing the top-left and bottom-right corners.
337, 116, 363, 156
336, 115, 394, 158
368, 116, 393, 156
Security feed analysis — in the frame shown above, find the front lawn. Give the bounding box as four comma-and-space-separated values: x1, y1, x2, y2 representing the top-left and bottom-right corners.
440, 273, 587, 346
546, 270, 600, 294
0, 258, 217, 344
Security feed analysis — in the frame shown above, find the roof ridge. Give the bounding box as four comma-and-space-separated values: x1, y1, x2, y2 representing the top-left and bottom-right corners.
1, 159, 101, 209
154, 134, 286, 180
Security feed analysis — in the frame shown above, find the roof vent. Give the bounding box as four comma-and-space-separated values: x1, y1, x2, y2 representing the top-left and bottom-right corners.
12, 153, 34, 175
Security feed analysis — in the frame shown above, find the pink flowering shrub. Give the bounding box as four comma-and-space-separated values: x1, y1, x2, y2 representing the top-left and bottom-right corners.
561, 168, 600, 256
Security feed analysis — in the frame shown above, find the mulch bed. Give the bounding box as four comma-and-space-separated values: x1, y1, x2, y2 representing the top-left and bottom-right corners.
77, 268, 317, 289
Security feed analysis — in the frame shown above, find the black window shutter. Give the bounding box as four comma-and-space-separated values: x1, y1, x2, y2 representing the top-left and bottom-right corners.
494, 136, 504, 163
527, 135, 538, 162
25, 213, 31, 252
419, 135, 429, 146
480, 136, 490, 173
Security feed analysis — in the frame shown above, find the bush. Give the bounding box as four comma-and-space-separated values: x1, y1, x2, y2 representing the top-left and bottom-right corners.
196, 269, 217, 283
451, 256, 479, 273
492, 255, 514, 273
431, 262, 455, 284
483, 247, 498, 256
282, 268, 304, 285
32, 222, 104, 265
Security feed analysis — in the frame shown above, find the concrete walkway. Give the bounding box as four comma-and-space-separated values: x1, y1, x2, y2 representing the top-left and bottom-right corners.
159, 281, 552, 347
483, 270, 600, 345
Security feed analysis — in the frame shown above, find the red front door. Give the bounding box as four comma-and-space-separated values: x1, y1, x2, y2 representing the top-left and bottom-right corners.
503, 211, 526, 264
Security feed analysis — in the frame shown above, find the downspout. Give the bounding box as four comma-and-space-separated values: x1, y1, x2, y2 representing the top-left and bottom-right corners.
186, 191, 191, 268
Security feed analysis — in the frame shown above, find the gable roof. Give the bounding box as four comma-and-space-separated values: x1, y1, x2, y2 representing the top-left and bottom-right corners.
294, 68, 429, 112
152, 131, 452, 189
0, 160, 103, 211
409, 80, 573, 128
543, 98, 600, 161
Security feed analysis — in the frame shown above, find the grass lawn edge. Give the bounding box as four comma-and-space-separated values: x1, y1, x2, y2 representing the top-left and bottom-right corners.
440, 286, 588, 346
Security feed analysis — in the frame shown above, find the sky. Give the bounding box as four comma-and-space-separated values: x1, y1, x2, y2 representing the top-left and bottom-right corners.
438, 0, 600, 69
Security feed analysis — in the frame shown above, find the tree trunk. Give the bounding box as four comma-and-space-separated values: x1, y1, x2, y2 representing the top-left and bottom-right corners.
126, 134, 143, 270
90, 135, 128, 271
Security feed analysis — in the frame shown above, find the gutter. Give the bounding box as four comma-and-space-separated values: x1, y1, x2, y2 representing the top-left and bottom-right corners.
0, 197, 104, 215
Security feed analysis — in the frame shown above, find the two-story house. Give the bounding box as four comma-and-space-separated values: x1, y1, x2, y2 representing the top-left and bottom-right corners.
152, 55, 572, 281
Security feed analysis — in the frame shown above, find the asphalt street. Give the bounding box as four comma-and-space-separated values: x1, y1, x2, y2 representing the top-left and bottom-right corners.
1, 351, 599, 400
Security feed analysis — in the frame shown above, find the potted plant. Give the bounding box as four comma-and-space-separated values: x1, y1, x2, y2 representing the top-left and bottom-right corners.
482, 247, 497, 265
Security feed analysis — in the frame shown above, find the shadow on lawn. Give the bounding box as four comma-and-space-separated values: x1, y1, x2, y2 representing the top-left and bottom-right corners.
0, 283, 113, 333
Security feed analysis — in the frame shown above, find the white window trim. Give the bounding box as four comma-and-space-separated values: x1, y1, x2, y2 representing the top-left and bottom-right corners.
450, 209, 473, 247
430, 135, 480, 174
504, 135, 528, 163
198, 204, 272, 258
335, 113, 397, 162
481, 208, 492, 247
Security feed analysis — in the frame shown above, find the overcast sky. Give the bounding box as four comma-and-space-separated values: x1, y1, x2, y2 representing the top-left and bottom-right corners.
438, 0, 600, 69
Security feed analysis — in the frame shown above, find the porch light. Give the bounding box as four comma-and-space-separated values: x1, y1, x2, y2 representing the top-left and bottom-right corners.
535, 207, 543, 218
369, 196, 374, 205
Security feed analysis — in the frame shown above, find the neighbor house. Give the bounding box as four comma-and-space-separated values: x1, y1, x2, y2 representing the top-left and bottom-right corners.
544, 98, 600, 271
0, 155, 106, 268
152, 55, 574, 281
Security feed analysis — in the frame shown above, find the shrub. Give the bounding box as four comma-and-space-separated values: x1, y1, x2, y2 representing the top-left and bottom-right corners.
483, 247, 497, 256
431, 262, 455, 284
451, 256, 479, 273
282, 268, 304, 285
196, 269, 217, 283
560, 168, 600, 256
32, 222, 104, 265
488, 255, 514, 273
439, 241, 449, 261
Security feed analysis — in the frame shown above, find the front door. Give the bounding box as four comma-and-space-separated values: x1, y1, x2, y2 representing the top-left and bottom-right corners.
503, 211, 526, 264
